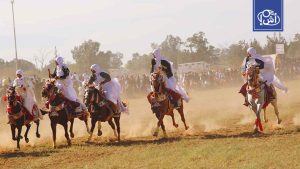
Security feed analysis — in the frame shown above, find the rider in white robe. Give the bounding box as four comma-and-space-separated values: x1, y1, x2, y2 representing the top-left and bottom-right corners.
51, 56, 87, 111
13, 69, 42, 120
151, 48, 189, 104
89, 64, 127, 113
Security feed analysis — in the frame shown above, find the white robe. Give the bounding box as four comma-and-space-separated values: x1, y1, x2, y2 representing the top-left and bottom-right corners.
242, 54, 288, 92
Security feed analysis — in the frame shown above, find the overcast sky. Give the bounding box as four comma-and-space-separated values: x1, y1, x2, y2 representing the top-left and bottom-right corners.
0, 0, 299, 65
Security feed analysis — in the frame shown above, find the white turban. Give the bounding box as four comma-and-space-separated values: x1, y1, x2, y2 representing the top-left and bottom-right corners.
152, 48, 164, 61
90, 64, 102, 74
247, 47, 257, 57
55, 56, 64, 66
16, 69, 24, 76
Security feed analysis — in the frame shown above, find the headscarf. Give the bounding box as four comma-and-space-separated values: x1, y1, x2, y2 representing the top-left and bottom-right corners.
247, 47, 257, 57
55, 56, 67, 77
55, 56, 64, 66
152, 48, 173, 73
152, 48, 165, 62
90, 64, 103, 74
16, 69, 24, 76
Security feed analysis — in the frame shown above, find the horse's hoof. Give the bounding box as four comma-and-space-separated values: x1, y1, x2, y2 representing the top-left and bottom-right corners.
278, 119, 282, 124
97, 130, 102, 136
70, 133, 75, 138
12, 137, 17, 141
185, 126, 190, 130
19, 136, 23, 139
153, 132, 158, 137
67, 140, 72, 146
36, 133, 41, 138
25, 138, 29, 143
174, 124, 179, 128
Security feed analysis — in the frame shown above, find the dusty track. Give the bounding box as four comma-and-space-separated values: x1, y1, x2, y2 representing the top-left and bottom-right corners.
0, 80, 300, 169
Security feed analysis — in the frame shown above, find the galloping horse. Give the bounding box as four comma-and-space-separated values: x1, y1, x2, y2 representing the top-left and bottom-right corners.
4, 87, 41, 149
245, 64, 265, 133
84, 87, 121, 142
41, 80, 89, 148
148, 72, 189, 137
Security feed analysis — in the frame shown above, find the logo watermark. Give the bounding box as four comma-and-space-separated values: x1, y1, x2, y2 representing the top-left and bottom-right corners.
253, 0, 283, 31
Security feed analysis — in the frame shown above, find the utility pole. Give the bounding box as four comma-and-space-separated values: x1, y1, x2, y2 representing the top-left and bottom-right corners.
11, 0, 18, 70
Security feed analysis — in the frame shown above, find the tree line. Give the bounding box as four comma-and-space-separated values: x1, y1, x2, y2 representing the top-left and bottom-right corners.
1, 32, 300, 77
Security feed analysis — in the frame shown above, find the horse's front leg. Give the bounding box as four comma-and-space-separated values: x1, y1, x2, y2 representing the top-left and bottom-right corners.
97, 121, 102, 136
170, 112, 178, 128
255, 103, 263, 132
24, 124, 31, 143
16, 125, 22, 149
113, 117, 121, 142
51, 122, 57, 148
88, 118, 97, 142
63, 123, 71, 147
85, 118, 91, 134
69, 118, 75, 138
35, 120, 41, 138
154, 112, 165, 137
11, 125, 17, 141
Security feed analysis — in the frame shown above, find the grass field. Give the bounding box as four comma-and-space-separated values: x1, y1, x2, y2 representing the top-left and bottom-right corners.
1, 80, 300, 169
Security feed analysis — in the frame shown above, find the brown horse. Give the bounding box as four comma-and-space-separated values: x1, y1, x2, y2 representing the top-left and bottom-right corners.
5, 86, 40, 149
148, 73, 189, 137
41, 80, 89, 148
84, 87, 121, 142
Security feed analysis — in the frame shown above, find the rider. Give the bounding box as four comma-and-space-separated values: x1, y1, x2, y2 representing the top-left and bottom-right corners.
239, 47, 286, 106
88, 64, 127, 120
12, 69, 42, 120
51, 56, 86, 112
150, 48, 189, 108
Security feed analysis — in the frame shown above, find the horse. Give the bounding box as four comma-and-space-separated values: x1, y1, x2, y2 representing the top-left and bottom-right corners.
245, 64, 266, 133
4, 87, 40, 149
84, 87, 121, 142
40, 80, 89, 148
148, 72, 189, 137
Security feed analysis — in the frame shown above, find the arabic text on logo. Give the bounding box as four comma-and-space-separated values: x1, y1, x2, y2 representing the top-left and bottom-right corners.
257, 9, 280, 26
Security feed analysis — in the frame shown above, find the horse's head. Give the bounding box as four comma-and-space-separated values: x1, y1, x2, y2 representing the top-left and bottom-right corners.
42, 79, 56, 98
246, 63, 260, 87
6, 86, 17, 107
151, 73, 164, 93
84, 87, 105, 107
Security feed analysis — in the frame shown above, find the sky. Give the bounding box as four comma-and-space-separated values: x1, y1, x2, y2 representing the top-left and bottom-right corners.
0, 0, 299, 66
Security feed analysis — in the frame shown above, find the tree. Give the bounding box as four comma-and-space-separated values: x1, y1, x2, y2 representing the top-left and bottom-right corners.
222, 40, 249, 68
185, 32, 213, 62
250, 38, 264, 54
159, 35, 183, 68
287, 33, 300, 58
264, 33, 287, 54
126, 53, 152, 73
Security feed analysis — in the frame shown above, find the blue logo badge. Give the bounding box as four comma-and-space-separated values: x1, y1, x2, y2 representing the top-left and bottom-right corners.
253, 0, 283, 31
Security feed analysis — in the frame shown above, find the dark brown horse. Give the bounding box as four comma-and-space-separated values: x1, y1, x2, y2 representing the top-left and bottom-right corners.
84, 87, 121, 142
4, 87, 40, 149
41, 80, 89, 148
147, 73, 189, 137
